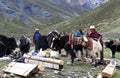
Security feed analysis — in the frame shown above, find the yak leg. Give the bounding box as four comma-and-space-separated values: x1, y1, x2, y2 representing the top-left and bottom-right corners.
112, 50, 115, 58
81, 48, 88, 62
70, 50, 76, 63
91, 56, 98, 66
58, 47, 62, 54
89, 51, 98, 66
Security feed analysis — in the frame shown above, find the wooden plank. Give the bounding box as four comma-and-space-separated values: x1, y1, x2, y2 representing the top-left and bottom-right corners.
3, 62, 38, 77
101, 64, 116, 78
25, 58, 63, 70
38, 65, 45, 71
23, 54, 64, 65
24, 54, 64, 70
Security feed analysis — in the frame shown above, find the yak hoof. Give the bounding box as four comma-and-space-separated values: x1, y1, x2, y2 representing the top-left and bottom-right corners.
112, 56, 115, 58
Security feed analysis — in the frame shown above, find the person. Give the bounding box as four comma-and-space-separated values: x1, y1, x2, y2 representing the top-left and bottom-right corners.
70, 29, 85, 49
86, 25, 104, 63
74, 29, 85, 37
33, 28, 42, 52
73, 29, 88, 43
86, 25, 103, 43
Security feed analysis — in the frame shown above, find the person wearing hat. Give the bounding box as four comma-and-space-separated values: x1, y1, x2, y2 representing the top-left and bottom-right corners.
86, 25, 104, 63
87, 25, 102, 40
33, 28, 42, 52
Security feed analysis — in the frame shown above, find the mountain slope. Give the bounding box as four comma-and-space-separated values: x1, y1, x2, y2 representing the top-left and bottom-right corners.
44, 0, 120, 38
0, 0, 87, 26
0, 0, 108, 26
0, 0, 108, 37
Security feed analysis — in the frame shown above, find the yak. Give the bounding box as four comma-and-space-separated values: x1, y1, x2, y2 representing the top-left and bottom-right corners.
105, 40, 120, 58
19, 36, 30, 54
0, 35, 17, 57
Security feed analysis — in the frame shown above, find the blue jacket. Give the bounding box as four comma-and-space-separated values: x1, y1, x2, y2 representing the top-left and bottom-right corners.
33, 32, 41, 43
74, 31, 84, 36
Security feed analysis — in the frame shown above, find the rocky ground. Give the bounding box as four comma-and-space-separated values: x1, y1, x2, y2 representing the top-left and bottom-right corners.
0, 55, 105, 78
0, 48, 120, 78
32, 57, 104, 78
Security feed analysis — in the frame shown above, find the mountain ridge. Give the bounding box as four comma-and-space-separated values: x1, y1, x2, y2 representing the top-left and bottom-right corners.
0, 0, 109, 37
43, 0, 120, 38
0, 0, 108, 25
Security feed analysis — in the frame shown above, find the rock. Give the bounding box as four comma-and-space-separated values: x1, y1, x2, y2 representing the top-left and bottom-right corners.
54, 70, 60, 74
91, 68, 96, 70
3, 73, 7, 78
87, 72, 93, 78
68, 76, 71, 78
34, 73, 39, 77
71, 72, 75, 74
10, 73, 15, 77
67, 61, 72, 65
74, 74, 79, 78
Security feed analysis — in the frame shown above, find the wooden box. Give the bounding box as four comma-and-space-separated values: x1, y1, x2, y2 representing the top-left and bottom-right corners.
3, 62, 38, 77
101, 64, 116, 78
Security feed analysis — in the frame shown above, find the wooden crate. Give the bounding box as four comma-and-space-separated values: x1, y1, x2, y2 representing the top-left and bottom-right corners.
101, 64, 116, 78
3, 62, 38, 77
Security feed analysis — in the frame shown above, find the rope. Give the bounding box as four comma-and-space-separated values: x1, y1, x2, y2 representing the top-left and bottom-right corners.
0, 41, 7, 47
0, 41, 8, 56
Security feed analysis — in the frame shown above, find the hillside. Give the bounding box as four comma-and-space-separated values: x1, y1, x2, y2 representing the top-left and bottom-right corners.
44, 0, 120, 39
0, 0, 108, 26
0, 0, 108, 37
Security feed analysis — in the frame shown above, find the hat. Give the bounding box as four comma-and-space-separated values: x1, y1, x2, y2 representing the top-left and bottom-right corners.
90, 25, 95, 29
35, 28, 39, 31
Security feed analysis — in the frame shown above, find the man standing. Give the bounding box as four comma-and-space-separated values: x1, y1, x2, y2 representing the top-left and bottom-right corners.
33, 28, 41, 52
87, 25, 104, 63
87, 25, 103, 42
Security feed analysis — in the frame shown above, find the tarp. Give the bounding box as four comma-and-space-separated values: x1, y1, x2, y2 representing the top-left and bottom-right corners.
0, 56, 10, 62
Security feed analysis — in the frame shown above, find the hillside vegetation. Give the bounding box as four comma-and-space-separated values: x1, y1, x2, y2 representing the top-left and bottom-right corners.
0, 0, 87, 37
44, 0, 120, 39
0, 0, 119, 39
